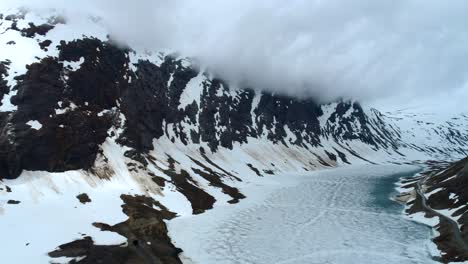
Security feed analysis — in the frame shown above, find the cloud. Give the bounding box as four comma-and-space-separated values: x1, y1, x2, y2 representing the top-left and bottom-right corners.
2, 0, 468, 111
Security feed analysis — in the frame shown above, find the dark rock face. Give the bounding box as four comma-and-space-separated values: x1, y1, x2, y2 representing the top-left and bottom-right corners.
0, 11, 419, 181
38, 39, 52, 51
255, 93, 322, 146
0, 39, 124, 179
1, 10, 467, 264
0, 21, 462, 182
20, 22, 54, 38
0, 29, 465, 182
59, 38, 130, 109
325, 102, 376, 146
7, 199, 20, 204
425, 158, 468, 230
49, 195, 182, 264
190, 157, 246, 204
199, 80, 257, 150
0, 35, 408, 180
163, 156, 216, 214
119, 60, 168, 152
424, 158, 468, 211
77, 193, 91, 204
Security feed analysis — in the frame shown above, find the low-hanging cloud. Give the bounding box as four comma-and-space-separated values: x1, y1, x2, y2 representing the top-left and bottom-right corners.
3, 0, 468, 111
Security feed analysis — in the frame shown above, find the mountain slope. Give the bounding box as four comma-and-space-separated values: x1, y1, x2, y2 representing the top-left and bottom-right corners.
397, 157, 468, 262
0, 8, 467, 263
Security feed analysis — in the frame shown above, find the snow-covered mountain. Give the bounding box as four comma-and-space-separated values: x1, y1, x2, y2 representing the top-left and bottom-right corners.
0, 8, 467, 263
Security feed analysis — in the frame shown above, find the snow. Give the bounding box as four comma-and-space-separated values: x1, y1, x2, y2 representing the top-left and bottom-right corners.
319, 102, 338, 126
157, 182, 193, 217
436, 207, 465, 228
394, 181, 414, 193
26, 120, 42, 130
406, 212, 440, 227
179, 72, 205, 109
55, 102, 78, 115
343, 104, 355, 118
51, 256, 86, 264
129, 50, 166, 70
0, 7, 111, 113
167, 73, 174, 88
168, 165, 437, 264
63, 57, 85, 71
380, 109, 468, 160
216, 84, 225, 97
441, 174, 458, 183
0, 7, 466, 264
0, 138, 166, 263
0, 91, 17, 112
179, 57, 192, 68
100, 140, 162, 195
284, 125, 297, 144
250, 92, 261, 125
425, 187, 442, 197
419, 185, 464, 228
0, 170, 129, 263
449, 193, 457, 200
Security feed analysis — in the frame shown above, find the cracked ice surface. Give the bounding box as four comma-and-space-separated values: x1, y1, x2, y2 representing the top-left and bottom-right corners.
168, 165, 438, 264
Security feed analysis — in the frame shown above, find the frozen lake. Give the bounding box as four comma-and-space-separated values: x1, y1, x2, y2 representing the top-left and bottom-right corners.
168, 165, 438, 264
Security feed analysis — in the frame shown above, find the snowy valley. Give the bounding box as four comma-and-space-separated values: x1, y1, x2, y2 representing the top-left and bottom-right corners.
0, 8, 467, 264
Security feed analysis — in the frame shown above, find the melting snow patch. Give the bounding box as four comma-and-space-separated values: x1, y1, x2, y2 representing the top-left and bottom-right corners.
319, 102, 338, 126
436, 207, 464, 228
63, 57, 85, 71
129, 50, 167, 70
179, 72, 205, 109
55, 102, 78, 115
26, 120, 42, 130
167, 73, 174, 88
51, 256, 86, 264
449, 193, 457, 200
407, 212, 440, 227
441, 174, 457, 183
0, 169, 129, 263
425, 187, 442, 198
0, 90, 18, 112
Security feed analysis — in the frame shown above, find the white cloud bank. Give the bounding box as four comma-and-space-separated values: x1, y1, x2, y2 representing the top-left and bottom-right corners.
2, 0, 468, 112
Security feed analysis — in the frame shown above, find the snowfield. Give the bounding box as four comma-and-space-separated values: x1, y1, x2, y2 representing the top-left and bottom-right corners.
168, 165, 438, 264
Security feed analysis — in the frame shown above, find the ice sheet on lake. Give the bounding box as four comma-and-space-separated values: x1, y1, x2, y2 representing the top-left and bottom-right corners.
168, 165, 437, 264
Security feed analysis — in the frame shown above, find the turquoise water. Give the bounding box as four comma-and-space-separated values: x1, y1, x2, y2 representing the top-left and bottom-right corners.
369, 169, 421, 213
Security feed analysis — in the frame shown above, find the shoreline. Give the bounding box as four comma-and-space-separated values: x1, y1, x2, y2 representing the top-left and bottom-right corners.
394, 173, 442, 260
394, 166, 468, 263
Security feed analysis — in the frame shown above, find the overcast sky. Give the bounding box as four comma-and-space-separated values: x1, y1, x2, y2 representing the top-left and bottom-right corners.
2, 0, 468, 113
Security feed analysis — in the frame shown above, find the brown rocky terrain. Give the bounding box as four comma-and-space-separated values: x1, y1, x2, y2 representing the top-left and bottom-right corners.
400, 158, 468, 263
